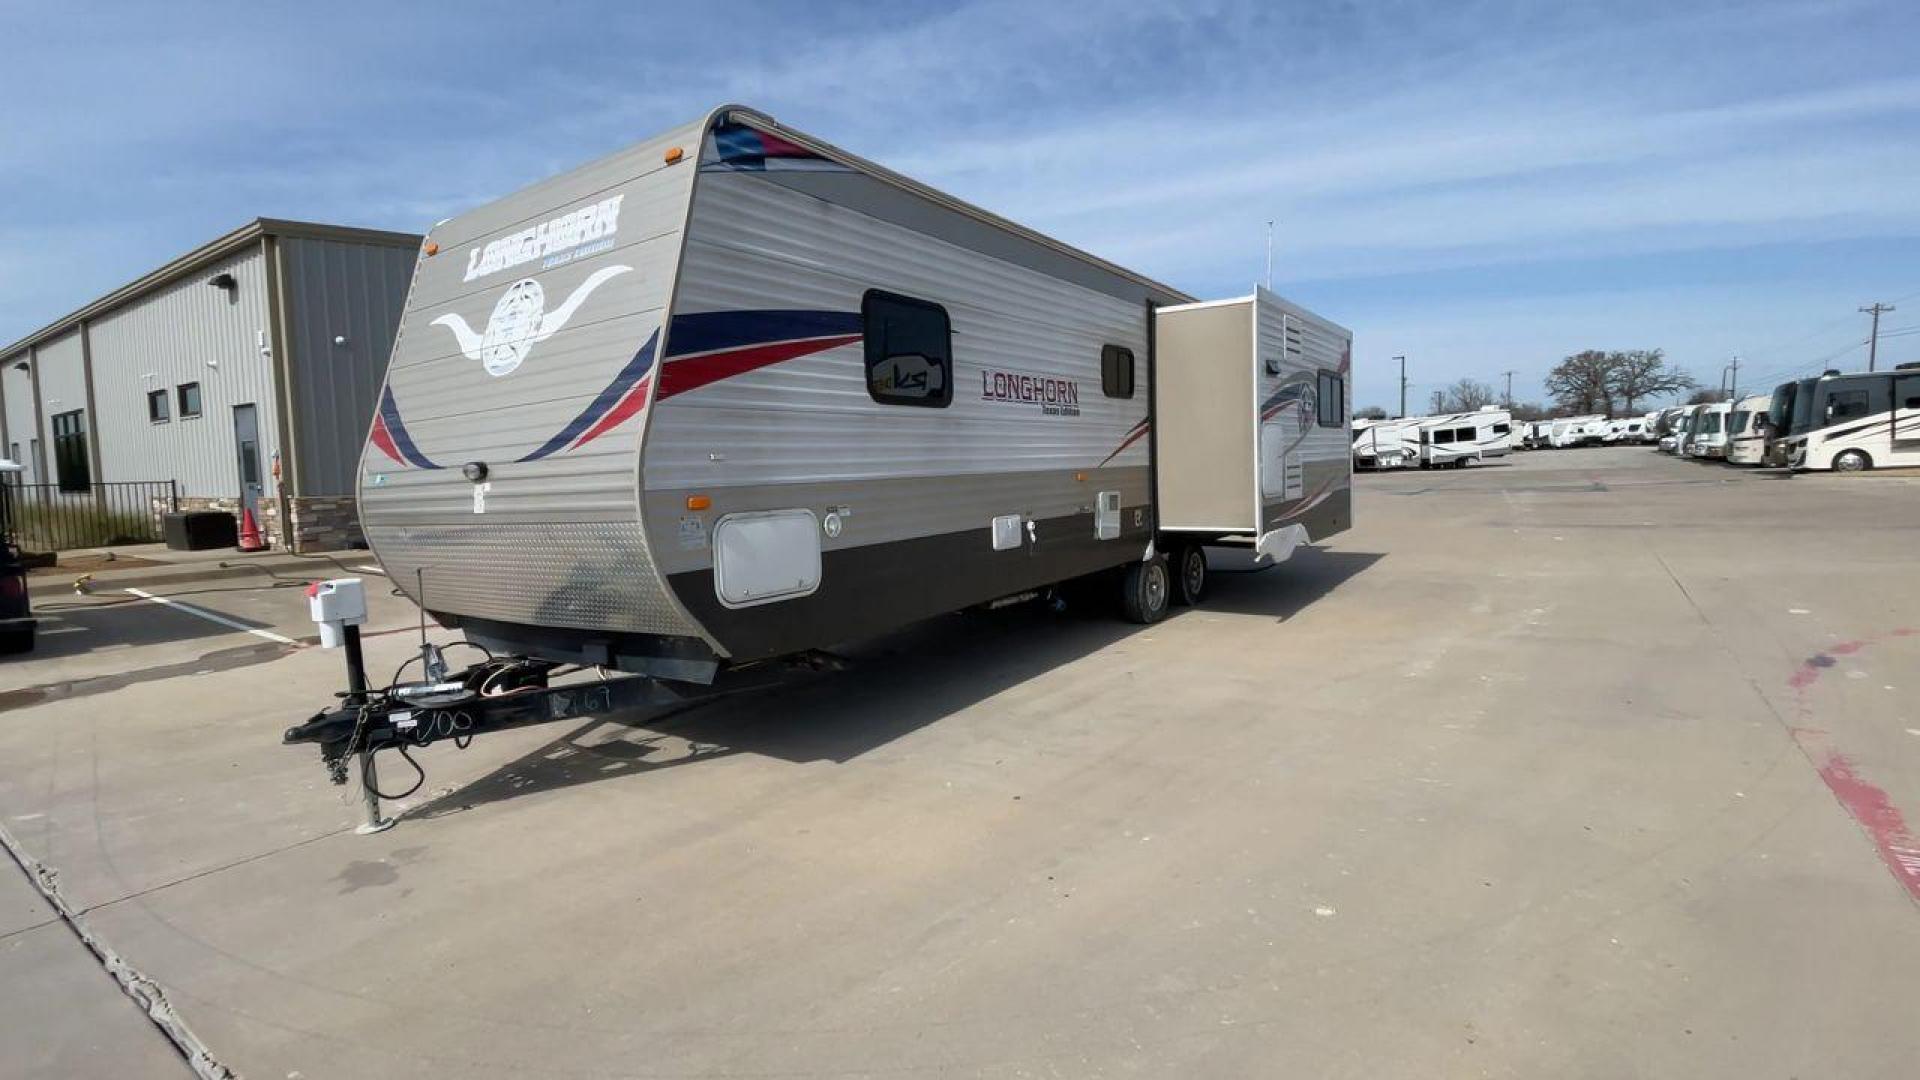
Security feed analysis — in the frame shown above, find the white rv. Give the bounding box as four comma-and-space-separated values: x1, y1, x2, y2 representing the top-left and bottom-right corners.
1417, 409, 1511, 467
1547, 414, 1606, 448
356, 105, 1353, 681
1687, 402, 1733, 459
1664, 405, 1703, 455
1781, 365, 1920, 472
1352, 417, 1420, 469
1725, 392, 1772, 465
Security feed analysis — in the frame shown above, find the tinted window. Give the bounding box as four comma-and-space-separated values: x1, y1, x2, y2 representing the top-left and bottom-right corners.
178, 382, 203, 418
1432, 428, 1456, 444
1896, 375, 1920, 411
1316, 372, 1344, 427
1492, 422, 1510, 435
1828, 390, 1870, 421
1101, 344, 1134, 399
147, 389, 170, 423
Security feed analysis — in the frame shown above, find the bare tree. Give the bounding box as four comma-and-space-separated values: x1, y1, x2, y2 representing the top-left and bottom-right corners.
1435, 378, 1499, 412
1545, 350, 1619, 416
1608, 349, 1695, 411
1508, 401, 1551, 422
1687, 387, 1729, 405
1354, 405, 1388, 420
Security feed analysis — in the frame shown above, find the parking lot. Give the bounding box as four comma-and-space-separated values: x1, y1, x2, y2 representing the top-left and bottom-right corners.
3, 446, 1917, 1078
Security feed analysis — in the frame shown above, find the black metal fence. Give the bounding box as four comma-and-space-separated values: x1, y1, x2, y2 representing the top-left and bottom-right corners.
0, 479, 179, 551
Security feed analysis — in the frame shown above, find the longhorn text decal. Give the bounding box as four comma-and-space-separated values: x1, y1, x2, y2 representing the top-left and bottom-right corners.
463, 194, 625, 282
980, 367, 1080, 417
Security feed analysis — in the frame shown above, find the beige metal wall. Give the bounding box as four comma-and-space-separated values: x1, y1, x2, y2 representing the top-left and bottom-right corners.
1154, 300, 1254, 530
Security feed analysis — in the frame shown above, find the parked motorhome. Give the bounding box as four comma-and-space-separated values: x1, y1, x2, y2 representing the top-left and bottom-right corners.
1352, 417, 1419, 469
1762, 378, 1817, 466
356, 105, 1353, 682
1687, 402, 1733, 459
1417, 409, 1511, 467
1777, 365, 1920, 472
1662, 405, 1702, 455
1726, 392, 1772, 465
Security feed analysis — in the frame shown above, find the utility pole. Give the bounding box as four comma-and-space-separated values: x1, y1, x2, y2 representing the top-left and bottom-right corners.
1861, 303, 1895, 371
1264, 221, 1274, 290
1721, 354, 1739, 400
1394, 356, 1407, 417
1501, 370, 1514, 405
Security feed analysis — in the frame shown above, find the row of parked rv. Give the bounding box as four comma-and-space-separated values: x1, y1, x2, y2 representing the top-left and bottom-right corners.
1648, 365, 1919, 471
1350, 409, 1515, 469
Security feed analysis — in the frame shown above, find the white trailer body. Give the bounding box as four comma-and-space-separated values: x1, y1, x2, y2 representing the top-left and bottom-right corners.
1417, 409, 1511, 467
1352, 418, 1419, 469
1726, 393, 1772, 464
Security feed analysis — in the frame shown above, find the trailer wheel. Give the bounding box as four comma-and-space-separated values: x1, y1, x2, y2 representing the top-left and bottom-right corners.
1120, 556, 1170, 624
1833, 449, 1872, 472
1172, 545, 1207, 607
0, 628, 32, 655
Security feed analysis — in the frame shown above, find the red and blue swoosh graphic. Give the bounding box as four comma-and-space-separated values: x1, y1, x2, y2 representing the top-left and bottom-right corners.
371, 310, 861, 469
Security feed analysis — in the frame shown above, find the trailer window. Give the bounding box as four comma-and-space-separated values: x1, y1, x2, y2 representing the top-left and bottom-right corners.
1492, 422, 1510, 435
1316, 371, 1344, 427
862, 291, 951, 408
1101, 344, 1135, 399
1432, 428, 1456, 444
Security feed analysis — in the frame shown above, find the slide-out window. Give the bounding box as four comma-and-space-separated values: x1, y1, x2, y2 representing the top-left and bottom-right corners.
1316, 371, 1345, 427
1101, 344, 1135, 399
862, 290, 951, 408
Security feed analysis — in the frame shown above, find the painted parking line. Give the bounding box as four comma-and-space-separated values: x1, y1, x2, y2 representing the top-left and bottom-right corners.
352, 564, 387, 576
122, 588, 302, 647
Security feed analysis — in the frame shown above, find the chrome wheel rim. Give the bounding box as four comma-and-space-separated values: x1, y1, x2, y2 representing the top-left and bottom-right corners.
1146, 563, 1168, 610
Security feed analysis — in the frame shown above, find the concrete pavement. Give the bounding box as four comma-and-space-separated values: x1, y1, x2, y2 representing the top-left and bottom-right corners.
1, 447, 1916, 1078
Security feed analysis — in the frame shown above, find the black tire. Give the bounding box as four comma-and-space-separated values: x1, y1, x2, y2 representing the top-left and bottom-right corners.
0, 628, 33, 655
1172, 545, 1207, 607
1833, 449, 1872, 473
1120, 556, 1171, 625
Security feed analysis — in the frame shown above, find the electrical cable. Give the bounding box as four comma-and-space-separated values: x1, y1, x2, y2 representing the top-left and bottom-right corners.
362, 743, 426, 801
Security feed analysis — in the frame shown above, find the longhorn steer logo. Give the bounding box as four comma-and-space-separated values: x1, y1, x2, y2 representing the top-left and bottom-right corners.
431, 265, 631, 377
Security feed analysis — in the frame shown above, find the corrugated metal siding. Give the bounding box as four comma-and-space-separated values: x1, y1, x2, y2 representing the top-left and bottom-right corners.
33, 331, 86, 487
86, 248, 275, 495
280, 236, 419, 496
2, 353, 38, 480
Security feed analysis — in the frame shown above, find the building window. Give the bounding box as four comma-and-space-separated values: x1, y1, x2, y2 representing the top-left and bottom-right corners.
1101, 344, 1135, 399
147, 389, 170, 424
178, 381, 203, 419
51, 409, 90, 492
1316, 371, 1345, 427
862, 290, 952, 408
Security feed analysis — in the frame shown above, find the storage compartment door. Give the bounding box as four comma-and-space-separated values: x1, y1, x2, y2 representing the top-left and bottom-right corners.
1259, 422, 1303, 500
712, 510, 822, 608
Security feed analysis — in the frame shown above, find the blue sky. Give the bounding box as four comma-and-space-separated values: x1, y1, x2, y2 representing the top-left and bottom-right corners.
4, 0, 1918, 410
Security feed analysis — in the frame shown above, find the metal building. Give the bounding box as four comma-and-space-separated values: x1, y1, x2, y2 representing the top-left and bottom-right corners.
0, 219, 421, 550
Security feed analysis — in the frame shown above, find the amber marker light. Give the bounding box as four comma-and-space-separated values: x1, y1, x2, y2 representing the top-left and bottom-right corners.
685, 495, 711, 511
1074, 472, 1087, 482
423, 241, 439, 256
665, 146, 685, 164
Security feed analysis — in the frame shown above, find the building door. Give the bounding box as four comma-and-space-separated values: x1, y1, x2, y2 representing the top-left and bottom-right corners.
232, 404, 263, 515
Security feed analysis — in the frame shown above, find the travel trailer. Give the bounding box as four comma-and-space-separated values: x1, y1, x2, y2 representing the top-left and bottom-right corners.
1417, 409, 1511, 467
354, 105, 1354, 682
1778, 366, 1920, 472
1602, 416, 1649, 444
1687, 401, 1733, 459
1726, 392, 1772, 465
1547, 414, 1606, 448
1352, 417, 1420, 469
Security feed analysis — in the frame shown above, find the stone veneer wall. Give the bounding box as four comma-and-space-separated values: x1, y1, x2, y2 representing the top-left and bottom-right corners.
151, 495, 363, 553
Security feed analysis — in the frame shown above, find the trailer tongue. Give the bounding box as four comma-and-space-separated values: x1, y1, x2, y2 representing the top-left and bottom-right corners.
285, 576, 836, 832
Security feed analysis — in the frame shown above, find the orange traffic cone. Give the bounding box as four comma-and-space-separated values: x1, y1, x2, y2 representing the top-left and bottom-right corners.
237, 507, 266, 552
